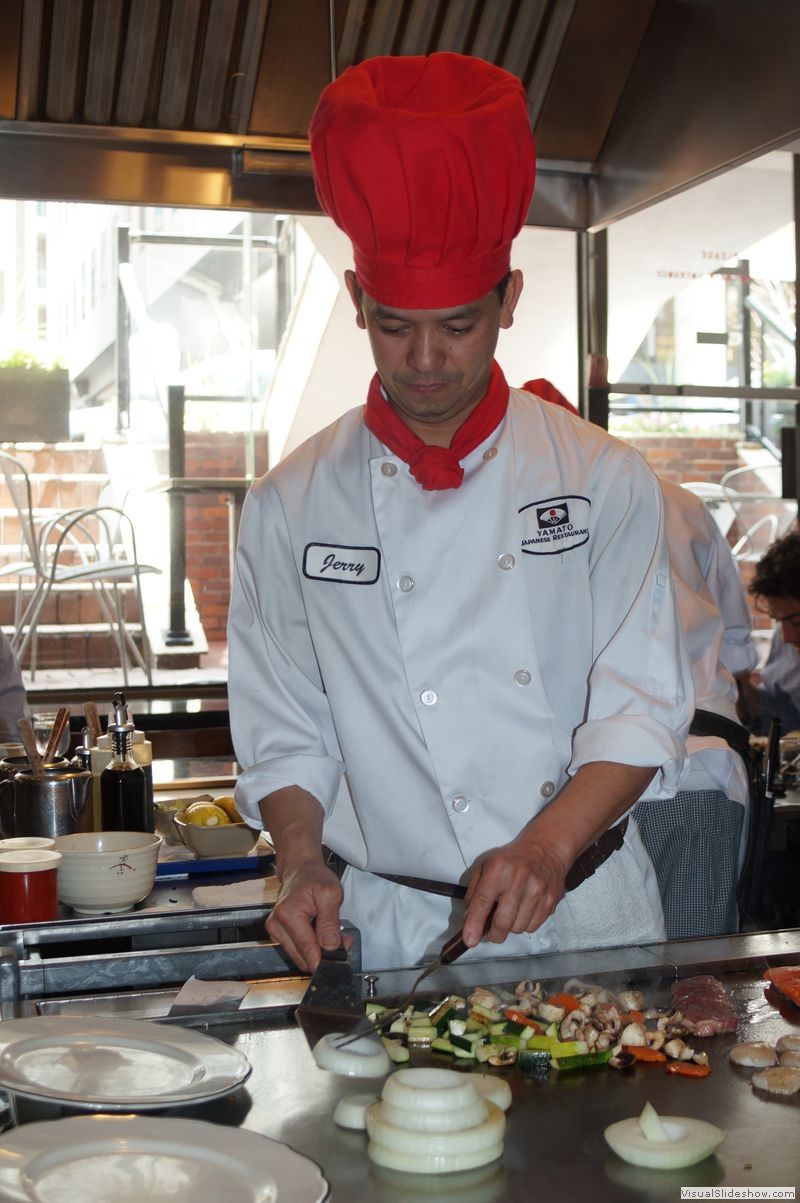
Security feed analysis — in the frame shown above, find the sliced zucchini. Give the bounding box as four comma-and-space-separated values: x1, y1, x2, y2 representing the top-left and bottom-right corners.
431, 1037, 455, 1055
518, 1048, 551, 1073
551, 1048, 613, 1072
406, 1025, 438, 1045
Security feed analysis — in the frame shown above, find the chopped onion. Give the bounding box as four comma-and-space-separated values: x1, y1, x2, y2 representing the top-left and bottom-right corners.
382, 1068, 480, 1113
313, 1032, 391, 1078
472, 1074, 512, 1112
366, 1100, 505, 1156
333, 1093, 379, 1130
605, 1102, 725, 1169
378, 1097, 488, 1133
367, 1140, 505, 1175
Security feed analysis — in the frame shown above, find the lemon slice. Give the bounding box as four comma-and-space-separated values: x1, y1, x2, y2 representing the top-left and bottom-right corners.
184, 803, 232, 827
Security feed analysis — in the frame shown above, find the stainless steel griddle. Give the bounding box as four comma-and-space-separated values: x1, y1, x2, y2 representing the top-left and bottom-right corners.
1, 926, 799, 1201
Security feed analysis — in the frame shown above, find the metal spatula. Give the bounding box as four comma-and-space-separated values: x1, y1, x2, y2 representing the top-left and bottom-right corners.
295, 947, 365, 1049
333, 927, 472, 1048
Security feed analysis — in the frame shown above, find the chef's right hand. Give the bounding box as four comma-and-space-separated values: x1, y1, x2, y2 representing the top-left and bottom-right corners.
265, 859, 346, 973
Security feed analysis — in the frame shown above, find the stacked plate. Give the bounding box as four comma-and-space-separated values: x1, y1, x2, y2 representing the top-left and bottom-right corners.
0, 1016, 328, 1202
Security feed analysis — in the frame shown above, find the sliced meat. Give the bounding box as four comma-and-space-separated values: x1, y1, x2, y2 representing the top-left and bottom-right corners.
670, 975, 737, 1035
764, 966, 800, 1008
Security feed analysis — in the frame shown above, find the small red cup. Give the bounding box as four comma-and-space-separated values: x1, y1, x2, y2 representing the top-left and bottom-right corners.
0, 850, 62, 924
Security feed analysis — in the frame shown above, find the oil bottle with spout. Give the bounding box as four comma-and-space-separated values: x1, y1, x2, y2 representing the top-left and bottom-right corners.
100, 696, 152, 831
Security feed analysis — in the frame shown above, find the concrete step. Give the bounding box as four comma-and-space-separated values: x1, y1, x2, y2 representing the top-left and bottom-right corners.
0, 581, 142, 626
1, 622, 148, 671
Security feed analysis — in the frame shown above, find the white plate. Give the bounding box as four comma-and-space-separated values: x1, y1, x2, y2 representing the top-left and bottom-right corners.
0, 1016, 251, 1109
0, 1115, 329, 1202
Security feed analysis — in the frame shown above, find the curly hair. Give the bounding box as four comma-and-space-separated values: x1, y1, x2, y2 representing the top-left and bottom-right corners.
749, 529, 800, 601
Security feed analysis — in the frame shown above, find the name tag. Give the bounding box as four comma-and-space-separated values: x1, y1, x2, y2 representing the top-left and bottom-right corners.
303, 543, 381, 584
519, 495, 591, 555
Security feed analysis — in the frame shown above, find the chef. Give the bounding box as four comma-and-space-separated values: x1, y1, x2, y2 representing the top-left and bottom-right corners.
228, 52, 693, 972
633, 479, 757, 938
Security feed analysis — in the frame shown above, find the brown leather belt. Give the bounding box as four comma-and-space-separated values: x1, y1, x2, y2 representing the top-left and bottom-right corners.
370, 818, 628, 899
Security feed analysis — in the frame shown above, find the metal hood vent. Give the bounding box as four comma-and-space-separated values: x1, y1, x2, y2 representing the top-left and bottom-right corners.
0, 0, 798, 228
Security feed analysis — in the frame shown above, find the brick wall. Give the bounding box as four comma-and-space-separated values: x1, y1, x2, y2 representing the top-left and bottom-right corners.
183, 433, 268, 644
621, 433, 742, 485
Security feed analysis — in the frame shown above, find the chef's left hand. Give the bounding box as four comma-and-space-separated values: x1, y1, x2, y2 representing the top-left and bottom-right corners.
461, 835, 569, 947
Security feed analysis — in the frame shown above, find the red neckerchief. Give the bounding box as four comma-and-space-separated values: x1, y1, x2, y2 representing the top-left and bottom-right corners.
363, 361, 509, 490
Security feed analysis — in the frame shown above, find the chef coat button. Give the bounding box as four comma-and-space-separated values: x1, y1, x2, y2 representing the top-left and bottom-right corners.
514, 669, 532, 687
452, 795, 469, 813
420, 689, 437, 706
540, 781, 556, 799
482, 446, 498, 462
498, 553, 516, 570
381, 462, 397, 477
398, 574, 415, 593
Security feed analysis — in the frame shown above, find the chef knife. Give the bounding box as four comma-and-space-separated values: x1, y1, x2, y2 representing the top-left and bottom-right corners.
295, 946, 365, 1049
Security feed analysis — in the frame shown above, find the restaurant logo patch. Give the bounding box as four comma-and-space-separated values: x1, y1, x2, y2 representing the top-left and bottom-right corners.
537, 502, 570, 528
303, 542, 381, 584
520, 495, 590, 555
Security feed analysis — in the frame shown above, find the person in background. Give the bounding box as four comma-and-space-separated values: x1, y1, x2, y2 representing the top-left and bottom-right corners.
521, 381, 758, 937
743, 529, 800, 736
228, 53, 693, 973
0, 630, 28, 744
634, 481, 757, 937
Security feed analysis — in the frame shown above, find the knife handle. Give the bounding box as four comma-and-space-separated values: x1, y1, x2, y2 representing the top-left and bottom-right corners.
440, 903, 497, 964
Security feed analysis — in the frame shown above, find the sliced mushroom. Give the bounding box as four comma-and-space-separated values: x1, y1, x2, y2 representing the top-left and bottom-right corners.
560, 1009, 586, 1041
664, 1038, 695, 1061
646, 1029, 666, 1051
609, 1050, 636, 1070
538, 1003, 566, 1023
617, 990, 646, 1012
469, 987, 503, 1012
620, 1023, 648, 1047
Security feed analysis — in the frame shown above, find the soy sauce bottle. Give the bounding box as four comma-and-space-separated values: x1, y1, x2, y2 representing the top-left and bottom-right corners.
100, 699, 151, 832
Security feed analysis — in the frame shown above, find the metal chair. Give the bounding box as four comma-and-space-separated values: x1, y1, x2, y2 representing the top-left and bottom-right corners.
720, 462, 797, 562
0, 449, 159, 686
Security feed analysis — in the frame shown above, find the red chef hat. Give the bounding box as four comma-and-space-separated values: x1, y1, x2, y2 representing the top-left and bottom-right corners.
309, 52, 535, 309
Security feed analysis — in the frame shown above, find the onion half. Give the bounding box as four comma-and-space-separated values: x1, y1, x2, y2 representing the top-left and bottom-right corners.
333, 1093, 379, 1129
367, 1140, 505, 1175
366, 1100, 505, 1156
313, 1032, 391, 1078
605, 1102, 725, 1169
382, 1068, 480, 1112
378, 1097, 488, 1133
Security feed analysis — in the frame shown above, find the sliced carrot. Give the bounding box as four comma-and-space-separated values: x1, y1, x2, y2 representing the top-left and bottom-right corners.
504, 1009, 543, 1031
666, 1061, 712, 1078
628, 1046, 667, 1063
545, 993, 581, 1014
619, 1010, 645, 1025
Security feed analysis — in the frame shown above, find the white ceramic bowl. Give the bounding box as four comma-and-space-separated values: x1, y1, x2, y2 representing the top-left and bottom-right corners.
53, 831, 161, 914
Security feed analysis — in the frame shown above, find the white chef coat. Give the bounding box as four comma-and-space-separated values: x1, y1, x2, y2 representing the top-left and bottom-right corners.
638, 479, 756, 809
229, 388, 693, 968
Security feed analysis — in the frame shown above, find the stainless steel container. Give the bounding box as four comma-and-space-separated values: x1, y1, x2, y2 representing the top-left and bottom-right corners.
2, 764, 92, 840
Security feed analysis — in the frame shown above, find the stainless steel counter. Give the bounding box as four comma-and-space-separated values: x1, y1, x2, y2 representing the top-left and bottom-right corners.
9, 930, 800, 1202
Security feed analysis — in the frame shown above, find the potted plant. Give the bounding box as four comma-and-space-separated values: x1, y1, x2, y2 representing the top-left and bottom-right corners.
0, 350, 71, 442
